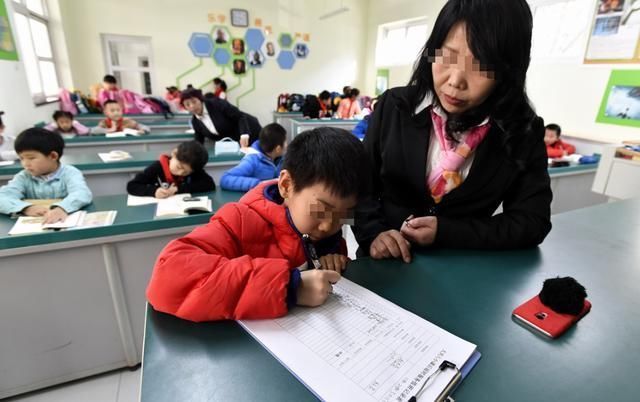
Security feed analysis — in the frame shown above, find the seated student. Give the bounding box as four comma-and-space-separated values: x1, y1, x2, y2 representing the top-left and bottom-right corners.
91, 100, 150, 134
301, 90, 333, 119
45, 111, 90, 136
0, 111, 18, 161
544, 124, 575, 158
97, 74, 124, 108
0, 128, 92, 223
220, 123, 286, 192
127, 140, 215, 198
213, 78, 227, 100
146, 128, 369, 322
336, 88, 362, 119
352, 98, 377, 140
164, 86, 182, 111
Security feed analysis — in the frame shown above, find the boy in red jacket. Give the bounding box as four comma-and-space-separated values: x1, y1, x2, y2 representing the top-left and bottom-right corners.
544, 123, 575, 158
147, 127, 369, 321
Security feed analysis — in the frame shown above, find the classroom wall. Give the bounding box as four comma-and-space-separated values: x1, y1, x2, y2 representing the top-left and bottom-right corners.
0, 1, 60, 136
364, 0, 639, 146
57, 0, 369, 125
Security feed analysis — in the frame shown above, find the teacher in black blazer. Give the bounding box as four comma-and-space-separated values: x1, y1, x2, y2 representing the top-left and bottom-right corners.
180, 88, 261, 145
352, 0, 552, 262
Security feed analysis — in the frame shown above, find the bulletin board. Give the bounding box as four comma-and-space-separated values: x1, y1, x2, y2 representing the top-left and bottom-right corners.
596, 69, 640, 128
0, 0, 18, 61
584, 0, 640, 63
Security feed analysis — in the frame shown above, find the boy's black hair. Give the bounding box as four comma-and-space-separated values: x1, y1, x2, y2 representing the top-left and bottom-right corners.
282, 127, 369, 199
0, 111, 4, 128
175, 140, 209, 171
213, 77, 222, 85
103, 74, 117, 84
53, 110, 73, 121
259, 123, 287, 154
349, 88, 360, 98
203, 92, 216, 100
15, 128, 65, 157
342, 86, 351, 95
545, 123, 562, 137
319, 90, 331, 100
219, 80, 227, 91
166, 86, 178, 92
103, 99, 120, 108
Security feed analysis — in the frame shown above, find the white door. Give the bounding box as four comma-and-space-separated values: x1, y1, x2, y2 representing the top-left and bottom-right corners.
101, 34, 156, 95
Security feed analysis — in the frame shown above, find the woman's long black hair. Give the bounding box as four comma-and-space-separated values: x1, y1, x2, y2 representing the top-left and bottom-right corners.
409, 0, 538, 146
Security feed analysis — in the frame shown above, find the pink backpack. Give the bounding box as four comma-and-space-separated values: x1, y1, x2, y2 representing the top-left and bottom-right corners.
59, 89, 79, 115
121, 90, 155, 114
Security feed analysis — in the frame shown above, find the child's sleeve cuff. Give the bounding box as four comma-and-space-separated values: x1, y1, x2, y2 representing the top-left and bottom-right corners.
286, 269, 302, 309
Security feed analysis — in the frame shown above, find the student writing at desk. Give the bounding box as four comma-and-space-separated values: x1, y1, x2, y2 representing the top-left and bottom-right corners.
127, 140, 215, 198
146, 128, 369, 321
353, 0, 552, 262
0, 128, 92, 223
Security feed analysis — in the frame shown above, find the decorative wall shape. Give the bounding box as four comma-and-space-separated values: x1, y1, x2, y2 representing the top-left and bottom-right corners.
188, 33, 214, 58
213, 47, 231, 65
294, 43, 309, 59
245, 28, 265, 51
277, 50, 295, 70
278, 33, 293, 49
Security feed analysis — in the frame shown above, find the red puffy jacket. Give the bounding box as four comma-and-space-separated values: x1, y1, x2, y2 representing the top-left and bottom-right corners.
146, 180, 344, 322
546, 140, 576, 158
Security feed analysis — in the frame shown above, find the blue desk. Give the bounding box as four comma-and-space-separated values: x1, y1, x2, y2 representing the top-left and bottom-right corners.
63, 132, 193, 156
0, 191, 243, 399
290, 118, 359, 138
75, 113, 191, 124
272, 111, 303, 142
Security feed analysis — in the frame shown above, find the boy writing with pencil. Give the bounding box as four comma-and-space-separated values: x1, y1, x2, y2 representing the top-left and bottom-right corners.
146, 128, 369, 321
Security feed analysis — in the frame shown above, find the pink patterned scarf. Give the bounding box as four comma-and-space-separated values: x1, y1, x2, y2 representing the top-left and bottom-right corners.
427, 108, 491, 203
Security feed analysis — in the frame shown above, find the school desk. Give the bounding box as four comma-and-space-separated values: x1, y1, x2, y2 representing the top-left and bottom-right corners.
75, 112, 191, 124
0, 190, 242, 399
290, 117, 359, 138
63, 132, 193, 156
140, 197, 640, 402
0, 151, 244, 196
272, 111, 303, 142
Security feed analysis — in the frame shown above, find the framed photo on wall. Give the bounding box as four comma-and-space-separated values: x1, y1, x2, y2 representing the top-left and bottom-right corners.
230, 9, 249, 27
596, 69, 640, 129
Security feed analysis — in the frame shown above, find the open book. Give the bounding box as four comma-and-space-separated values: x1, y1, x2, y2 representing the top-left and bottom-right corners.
155, 196, 211, 218
8, 210, 118, 235
127, 193, 192, 206
240, 278, 480, 402
105, 128, 144, 138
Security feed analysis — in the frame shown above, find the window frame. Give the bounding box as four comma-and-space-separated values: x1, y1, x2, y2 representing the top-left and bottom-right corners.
375, 17, 429, 68
12, 0, 60, 105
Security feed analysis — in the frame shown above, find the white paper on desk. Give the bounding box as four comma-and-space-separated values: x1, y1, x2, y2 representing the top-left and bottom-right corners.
98, 150, 132, 162
105, 128, 140, 138
0, 160, 15, 166
126, 193, 191, 206
239, 278, 477, 402
42, 211, 86, 229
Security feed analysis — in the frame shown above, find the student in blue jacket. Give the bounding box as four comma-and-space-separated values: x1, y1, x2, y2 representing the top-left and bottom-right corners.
220, 123, 286, 192
0, 128, 92, 223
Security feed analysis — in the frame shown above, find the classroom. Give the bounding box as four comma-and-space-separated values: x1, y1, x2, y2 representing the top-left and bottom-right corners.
0, 0, 639, 401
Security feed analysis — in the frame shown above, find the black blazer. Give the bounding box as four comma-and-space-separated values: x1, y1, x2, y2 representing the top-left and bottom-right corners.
353, 86, 552, 253
192, 98, 261, 144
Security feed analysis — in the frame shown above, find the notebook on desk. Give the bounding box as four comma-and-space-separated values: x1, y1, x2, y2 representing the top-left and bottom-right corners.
8, 210, 117, 235
155, 196, 211, 218
239, 278, 480, 402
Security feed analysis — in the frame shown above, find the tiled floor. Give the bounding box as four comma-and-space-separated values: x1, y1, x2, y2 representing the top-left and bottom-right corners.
5, 368, 141, 402
6, 227, 360, 402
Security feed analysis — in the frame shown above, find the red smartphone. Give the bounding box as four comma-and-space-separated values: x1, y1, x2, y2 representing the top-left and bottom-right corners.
512, 295, 591, 338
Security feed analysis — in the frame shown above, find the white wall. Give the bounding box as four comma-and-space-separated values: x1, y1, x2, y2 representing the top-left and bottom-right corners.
57, 0, 369, 125
0, 1, 59, 136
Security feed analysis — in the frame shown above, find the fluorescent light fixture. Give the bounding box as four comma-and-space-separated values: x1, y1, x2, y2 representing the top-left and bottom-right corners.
319, 5, 350, 20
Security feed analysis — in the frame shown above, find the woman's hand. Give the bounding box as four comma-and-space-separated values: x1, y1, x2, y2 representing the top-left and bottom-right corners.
400, 216, 438, 246
369, 230, 412, 263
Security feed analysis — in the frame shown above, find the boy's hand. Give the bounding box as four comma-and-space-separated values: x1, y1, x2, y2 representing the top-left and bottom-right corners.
400, 216, 438, 247
43, 207, 68, 224
297, 270, 341, 307
23, 205, 49, 217
167, 184, 178, 196
319, 254, 349, 272
106, 125, 117, 133
370, 229, 412, 263
155, 186, 175, 198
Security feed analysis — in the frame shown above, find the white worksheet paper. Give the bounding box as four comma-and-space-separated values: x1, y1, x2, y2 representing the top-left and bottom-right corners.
239, 278, 476, 402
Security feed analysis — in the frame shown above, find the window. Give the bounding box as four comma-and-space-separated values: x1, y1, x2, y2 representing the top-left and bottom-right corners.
375, 18, 428, 67
102, 34, 156, 95
12, 0, 60, 104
